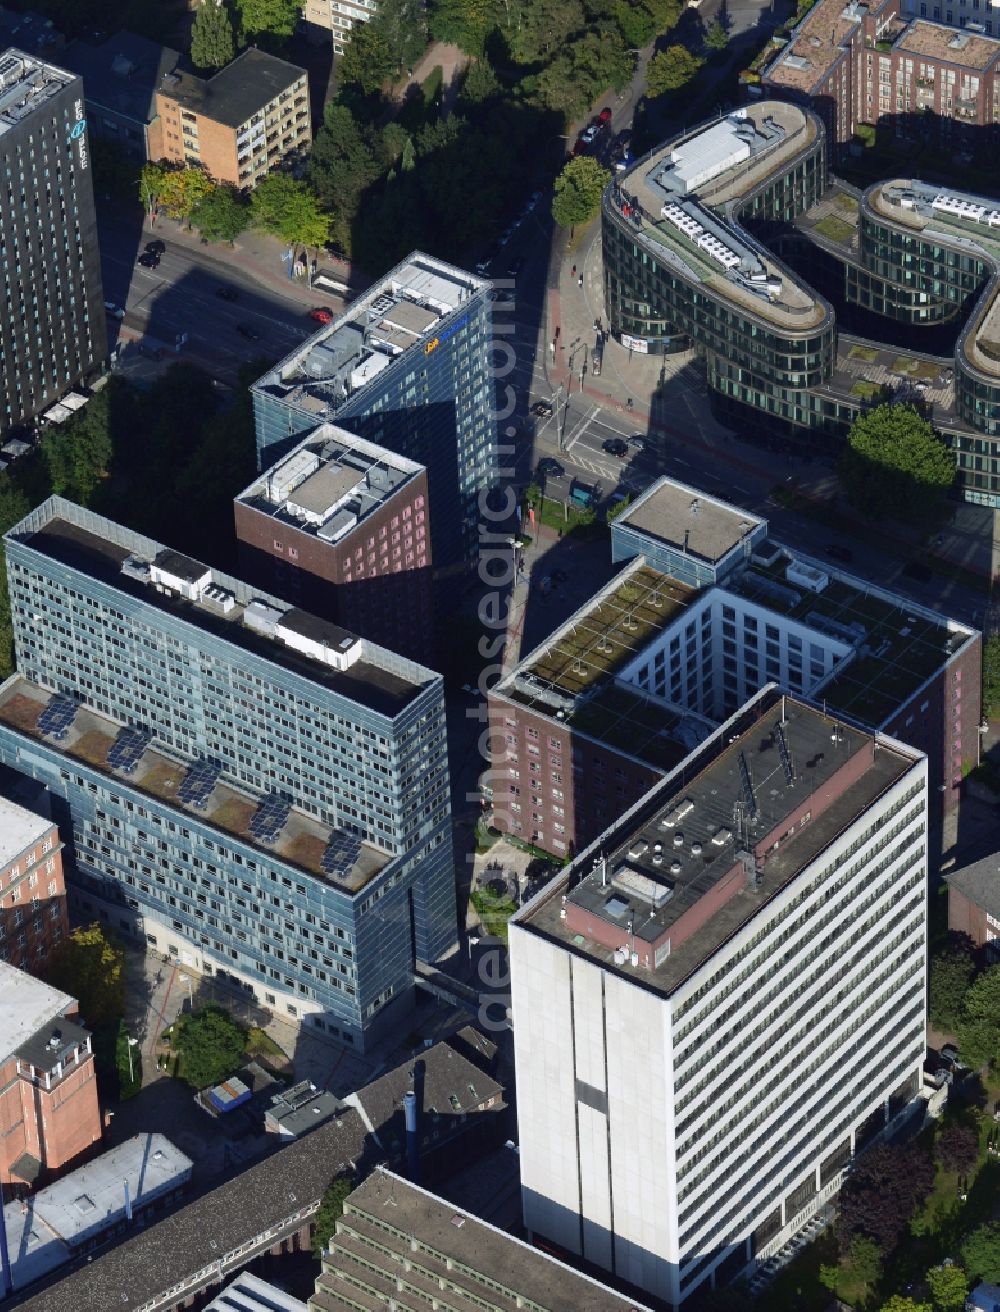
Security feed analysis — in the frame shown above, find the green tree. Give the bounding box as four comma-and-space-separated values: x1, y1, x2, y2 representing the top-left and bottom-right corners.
840, 404, 956, 523
645, 43, 706, 95
44, 923, 126, 1027
535, 28, 633, 116
312, 1174, 354, 1255
836, 1141, 934, 1254
139, 160, 167, 222
551, 154, 610, 229
607, 494, 632, 520
159, 166, 216, 224
459, 55, 501, 102
191, 184, 250, 243
983, 634, 1000, 719
613, 0, 656, 46
251, 173, 331, 249
0, 481, 32, 677
377, 0, 430, 71
508, 0, 586, 63
926, 1263, 969, 1311
190, 0, 236, 70
956, 963, 1000, 1069
962, 1222, 1000, 1284
173, 1005, 247, 1089
879, 1299, 932, 1312
309, 103, 380, 254
846, 1233, 884, 1287
929, 941, 975, 1030
40, 390, 113, 504
339, 19, 395, 92
704, 17, 729, 50
430, 0, 500, 53
234, 0, 299, 38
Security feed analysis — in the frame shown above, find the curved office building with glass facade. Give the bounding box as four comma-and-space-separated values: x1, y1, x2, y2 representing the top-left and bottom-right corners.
604, 104, 1000, 505
603, 102, 835, 429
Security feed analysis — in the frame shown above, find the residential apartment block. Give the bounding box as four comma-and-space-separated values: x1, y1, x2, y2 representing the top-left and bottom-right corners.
311, 1167, 654, 1312
59, 32, 182, 162
234, 423, 434, 663
0, 497, 457, 1049
488, 478, 979, 858
155, 48, 310, 187
510, 688, 929, 1306
0, 793, 67, 972
0, 963, 101, 1187
947, 850, 1000, 956
762, 0, 1000, 152
302, 0, 378, 54
252, 254, 497, 577
0, 50, 106, 434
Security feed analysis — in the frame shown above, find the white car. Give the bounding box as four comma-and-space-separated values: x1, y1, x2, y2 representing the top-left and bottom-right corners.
580, 125, 599, 145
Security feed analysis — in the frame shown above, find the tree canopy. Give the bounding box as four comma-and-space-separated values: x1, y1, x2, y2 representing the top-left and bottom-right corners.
878, 1298, 932, 1312
983, 634, 1000, 720
928, 940, 976, 1031
551, 155, 610, 229
839, 404, 956, 523
44, 924, 125, 1028
190, 0, 236, 70
645, 44, 706, 95
191, 184, 251, 243
955, 962, 1000, 1070
836, 1141, 934, 1254
935, 1120, 980, 1175
158, 166, 215, 224
250, 173, 331, 249
704, 17, 729, 50
962, 1222, 1000, 1284
925, 1264, 969, 1312
313, 1175, 354, 1255
173, 1005, 247, 1089
40, 388, 114, 503
234, 0, 299, 39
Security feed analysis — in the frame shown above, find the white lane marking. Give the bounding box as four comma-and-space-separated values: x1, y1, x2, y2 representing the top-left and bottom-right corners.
564, 406, 601, 453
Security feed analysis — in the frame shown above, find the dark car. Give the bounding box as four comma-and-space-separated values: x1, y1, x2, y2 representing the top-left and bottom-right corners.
145, 239, 166, 255
602, 437, 628, 457
236, 324, 260, 341
531, 399, 554, 417
552, 568, 569, 584
825, 543, 853, 563
902, 560, 933, 583
536, 457, 564, 479
137, 252, 160, 269
215, 286, 239, 302
137, 342, 164, 361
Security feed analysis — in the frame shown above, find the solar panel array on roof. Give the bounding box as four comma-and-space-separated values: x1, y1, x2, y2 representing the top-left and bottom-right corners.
177, 759, 221, 810
37, 695, 78, 740
107, 725, 151, 775
249, 793, 290, 843
321, 830, 362, 878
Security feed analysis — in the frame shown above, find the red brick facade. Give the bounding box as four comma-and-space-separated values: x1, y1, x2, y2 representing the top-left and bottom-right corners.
0, 817, 68, 974
0, 1034, 101, 1185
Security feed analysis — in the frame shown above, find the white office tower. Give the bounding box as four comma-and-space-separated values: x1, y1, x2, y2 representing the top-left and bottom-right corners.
509, 688, 928, 1308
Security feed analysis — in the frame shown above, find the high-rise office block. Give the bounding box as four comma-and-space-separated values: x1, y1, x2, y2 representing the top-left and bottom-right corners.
0, 496, 457, 1049
510, 688, 928, 1307
234, 423, 434, 663
252, 254, 497, 576
0, 50, 106, 433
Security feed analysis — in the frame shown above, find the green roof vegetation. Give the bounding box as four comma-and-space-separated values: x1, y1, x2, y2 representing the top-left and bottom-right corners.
814, 213, 855, 244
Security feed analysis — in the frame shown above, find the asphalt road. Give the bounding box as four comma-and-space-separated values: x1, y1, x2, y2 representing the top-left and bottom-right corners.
98, 212, 319, 384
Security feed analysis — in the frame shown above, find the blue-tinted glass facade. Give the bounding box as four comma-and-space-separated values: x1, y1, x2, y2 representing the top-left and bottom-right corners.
0, 497, 458, 1050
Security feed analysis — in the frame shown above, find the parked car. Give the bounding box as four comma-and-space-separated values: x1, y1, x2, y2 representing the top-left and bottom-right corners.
824, 543, 853, 562
137, 342, 164, 361
137, 251, 160, 269
536, 457, 564, 478
308, 306, 334, 323
580, 124, 599, 146
215, 286, 239, 302
531, 399, 554, 417
236, 324, 260, 341
145, 239, 166, 256
627, 434, 647, 451
598, 106, 612, 124
602, 437, 628, 457
104, 301, 125, 319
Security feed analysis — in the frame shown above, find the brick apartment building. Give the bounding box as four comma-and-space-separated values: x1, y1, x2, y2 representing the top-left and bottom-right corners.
155, 48, 310, 187
762, 0, 1000, 151
234, 424, 435, 663
488, 479, 980, 859
301, 0, 377, 54
0, 962, 101, 1186
947, 852, 1000, 956
0, 793, 68, 971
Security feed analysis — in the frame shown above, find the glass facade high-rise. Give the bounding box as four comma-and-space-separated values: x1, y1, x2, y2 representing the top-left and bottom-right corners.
0, 497, 457, 1050
0, 50, 106, 434
252, 253, 497, 575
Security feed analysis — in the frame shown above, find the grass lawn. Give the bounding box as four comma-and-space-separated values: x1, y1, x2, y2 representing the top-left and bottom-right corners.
814, 213, 855, 243
245, 1026, 286, 1061
889, 355, 940, 380
851, 380, 884, 399
836, 191, 860, 212
848, 343, 878, 362
527, 492, 598, 536
471, 887, 518, 941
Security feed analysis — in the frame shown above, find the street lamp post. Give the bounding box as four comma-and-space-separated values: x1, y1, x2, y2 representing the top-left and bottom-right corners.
126, 1035, 139, 1084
